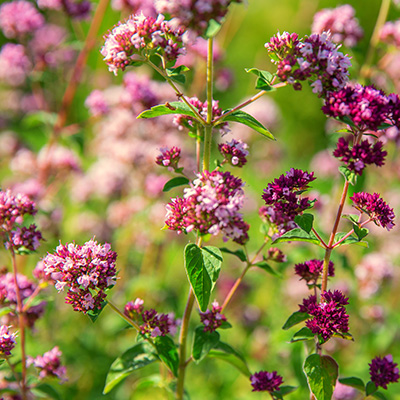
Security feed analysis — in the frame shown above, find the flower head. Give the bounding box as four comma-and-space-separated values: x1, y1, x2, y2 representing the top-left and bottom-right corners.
42, 239, 117, 313
199, 301, 227, 332
261, 168, 316, 236
0, 325, 17, 356
295, 259, 334, 283
218, 139, 249, 167
5, 224, 43, 252
27, 347, 67, 381
380, 20, 400, 47
312, 5, 363, 47
369, 355, 399, 389
299, 290, 349, 341
165, 170, 249, 244
350, 192, 395, 230
265, 31, 351, 96
333, 137, 387, 175
0, 43, 32, 87
154, 0, 241, 36
101, 13, 186, 75
156, 146, 181, 169
250, 370, 283, 392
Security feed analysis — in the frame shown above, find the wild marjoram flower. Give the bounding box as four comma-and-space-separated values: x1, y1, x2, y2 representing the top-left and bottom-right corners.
369, 355, 400, 390
264, 31, 351, 96
42, 239, 117, 313
0, 325, 17, 356
250, 370, 284, 393
101, 13, 186, 75
165, 170, 249, 244
27, 346, 67, 382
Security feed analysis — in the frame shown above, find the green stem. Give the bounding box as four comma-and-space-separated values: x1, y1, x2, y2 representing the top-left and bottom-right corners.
360, 0, 391, 81
6, 358, 23, 392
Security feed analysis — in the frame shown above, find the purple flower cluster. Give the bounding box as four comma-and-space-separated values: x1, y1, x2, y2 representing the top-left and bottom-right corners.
0, 0, 44, 39
250, 370, 283, 392
199, 301, 227, 332
333, 137, 387, 175
0, 325, 17, 356
312, 5, 363, 47
299, 290, 349, 341
218, 139, 249, 167
154, 0, 241, 36
27, 346, 67, 381
322, 84, 400, 132
155, 146, 181, 169
124, 298, 179, 337
42, 239, 117, 313
0, 190, 36, 232
173, 97, 229, 134
165, 170, 249, 244
5, 224, 43, 252
267, 247, 287, 263
369, 355, 399, 389
350, 192, 395, 231
101, 14, 186, 75
265, 31, 351, 96
0, 43, 32, 87
295, 259, 334, 283
261, 168, 316, 236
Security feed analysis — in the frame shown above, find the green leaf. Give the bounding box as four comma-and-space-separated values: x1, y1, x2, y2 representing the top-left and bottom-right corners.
245, 68, 275, 91
220, 110, 275, 140
272, 228, 321, 246
372, 392, 388, 400
253, 261, 280, 277
163, 177, 190, 192
134, 375, 163, 391
291, 327, 315, 342
204, 19, 222, 38
166, 65, 190, 84
294, 213, 314, 234
334, 232, 368, 248
184, 244, 223, 312
192, 326, 220, 363
219, 247, 247, 262
22, 111, 57, 129
0, 307, 12, 318
274, 385, 297, 396
303, 354, 339, 400
353, 224, 368, 240
103, 342, 158, 394
342, 214, 360, 224
208, 341, 250, 376
153, 336, 179, 377
137, 101, 197, 120
219, 320, 232, 329
338, 377, 365, 392
366, 381, 378, 396
339, 115, 356, 128
87, 300, 107, 323
333, 331, 354, 341
339, 166, 357, 186
30, 384, 61, 400
282, 311, 310, 330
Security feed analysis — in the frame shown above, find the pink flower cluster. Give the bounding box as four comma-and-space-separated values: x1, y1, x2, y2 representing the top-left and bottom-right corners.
312, 5, 363, 47
5, 224, 43, 252
111, 0, 156, 15
165, 170, 249, 244
0, 43, 31, 87
322, 84, 400, 132
333, 137, 387, 175
0, 0, 44, 39
154, 0, 241, 35
124, 298, 179, 337
380, 20, 400, 48
299, 290, 349, 341
155, 146, 181, 169
43, 239, 117, 313
199, 301, 227, 332
295, 259, 334, 284
27, 346, 67, 381
101, 14, 186, 75
173, 97, 229, 134
265, 31, 351, 96
250, 370, 283, 393
350, 192, 395, 230
218, 139, 249, 167
0, 325, 17, 356
0, 189, 36, 231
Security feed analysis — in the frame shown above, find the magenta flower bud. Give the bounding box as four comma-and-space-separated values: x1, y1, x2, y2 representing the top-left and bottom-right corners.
295, 259, 334, 283
267, 247, 286, 263
199, 301, 227, 332
250, 370, 283, 392
28, 346, 67, 382
218, 139, 249, 167
5, 224, 44, 252
0, 325, 17, 356
155, 146, 181, 169
369, 355, 399, 389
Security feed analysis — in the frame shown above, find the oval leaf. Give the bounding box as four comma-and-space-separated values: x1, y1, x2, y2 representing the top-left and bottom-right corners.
208, 341, 250, 376
366, 381, 378, 396
220, 110, 275, 140
245, 68, 274, 91
166, 65, 190, 85
137, 101, 197, 119
153, 336, 179, 377
282, 311, 310, 330
87, 300, 107, 323
219, 247, 247, 262
103, 342, 158, 394
192, 326, 220, 363
338, 376, 365, 392
334, 232, 368, 248
163, 177, 190, 192
303, 354, 339, 400
291, 327, 315, 342
253, 261, 280, 277
184, 244, 223, 312
294, 213, 314, 234
273, 228, 321, 246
